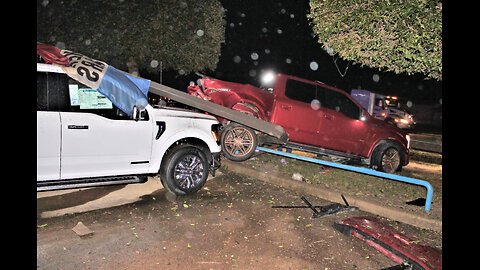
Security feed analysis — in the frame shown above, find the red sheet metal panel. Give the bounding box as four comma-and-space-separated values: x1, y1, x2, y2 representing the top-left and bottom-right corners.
337, 216, 441, 270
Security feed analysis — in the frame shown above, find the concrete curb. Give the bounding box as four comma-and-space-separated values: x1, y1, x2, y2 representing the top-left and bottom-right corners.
222, 160, 442, 232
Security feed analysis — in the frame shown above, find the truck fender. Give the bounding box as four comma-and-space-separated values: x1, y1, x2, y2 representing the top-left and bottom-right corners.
231, 101, 266, 120
368, 139, 406, 165
148, 128, 219, 174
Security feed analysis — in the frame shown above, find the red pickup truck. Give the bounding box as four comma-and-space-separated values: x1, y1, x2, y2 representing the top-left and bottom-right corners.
187, 73, 410, 173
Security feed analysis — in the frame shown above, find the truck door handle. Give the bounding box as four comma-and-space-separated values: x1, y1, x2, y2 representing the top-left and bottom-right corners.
281, 105, 292, 111
68, 125, 89, 129
323, 115, 334, 120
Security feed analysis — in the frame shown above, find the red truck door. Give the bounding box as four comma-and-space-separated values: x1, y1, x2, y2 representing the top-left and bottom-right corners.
271, 78, 322, 145
271, 76, 371, 157
317, 86, 371, 156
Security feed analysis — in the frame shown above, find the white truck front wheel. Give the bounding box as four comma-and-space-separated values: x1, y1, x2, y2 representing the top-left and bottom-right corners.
160, 144, 209, 195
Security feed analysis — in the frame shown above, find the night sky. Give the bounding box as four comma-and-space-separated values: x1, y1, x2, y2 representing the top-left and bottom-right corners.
155, 0, 442, 105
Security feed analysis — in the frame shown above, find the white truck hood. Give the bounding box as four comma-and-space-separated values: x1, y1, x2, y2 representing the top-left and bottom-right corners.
150, 105, 218, 121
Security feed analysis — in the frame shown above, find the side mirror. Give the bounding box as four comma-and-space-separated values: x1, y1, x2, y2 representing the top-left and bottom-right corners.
359, 111, 368, 122
132, 106, 140, 122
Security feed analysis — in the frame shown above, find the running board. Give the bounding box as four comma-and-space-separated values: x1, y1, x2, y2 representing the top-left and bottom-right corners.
283, 142, 363, 163
37, 175, 148, 192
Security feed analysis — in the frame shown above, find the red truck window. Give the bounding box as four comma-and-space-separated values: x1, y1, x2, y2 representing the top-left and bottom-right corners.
323, 90, 361, 119
285, 79, 318, 104
285, 79, 360, 119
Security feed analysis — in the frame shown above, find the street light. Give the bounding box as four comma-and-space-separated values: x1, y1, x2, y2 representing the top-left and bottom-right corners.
260, 70, 275, 89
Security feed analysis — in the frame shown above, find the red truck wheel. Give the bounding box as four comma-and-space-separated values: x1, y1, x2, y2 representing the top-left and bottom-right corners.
220, 123, 257, 162
371, 142, 403, 173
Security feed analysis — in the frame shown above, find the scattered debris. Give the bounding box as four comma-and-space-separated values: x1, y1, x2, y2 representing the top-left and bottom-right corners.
271, 195, 358, 218
72, 221, 94, 237
292, 173, 305, 182
301, 196, 357, 218
334, 216, 441, 270
380, 262, 412, 270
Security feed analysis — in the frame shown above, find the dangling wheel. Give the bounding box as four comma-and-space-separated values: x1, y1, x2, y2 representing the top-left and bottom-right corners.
220, 123, 257, 162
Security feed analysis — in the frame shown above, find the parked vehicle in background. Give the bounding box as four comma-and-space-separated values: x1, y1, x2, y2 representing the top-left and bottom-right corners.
188, 73, 410, 173
350, 90, 415, 130
350, 89, 389, 121
37, 63, 221, 195
385, 96, 416, 130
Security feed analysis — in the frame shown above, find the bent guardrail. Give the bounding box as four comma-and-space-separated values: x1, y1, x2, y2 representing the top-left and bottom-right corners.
257, 146, 434, 213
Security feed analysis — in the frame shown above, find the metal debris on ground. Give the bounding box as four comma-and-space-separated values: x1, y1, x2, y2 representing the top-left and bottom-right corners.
334, 216, 442, 270
271, 195, 358, 218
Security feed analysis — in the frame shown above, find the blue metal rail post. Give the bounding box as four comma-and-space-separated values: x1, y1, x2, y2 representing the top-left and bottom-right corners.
256, 146, 434, 213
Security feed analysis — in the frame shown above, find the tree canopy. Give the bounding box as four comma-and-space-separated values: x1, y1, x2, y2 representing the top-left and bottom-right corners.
308, 0, 442, 80
37, 0, 226, 75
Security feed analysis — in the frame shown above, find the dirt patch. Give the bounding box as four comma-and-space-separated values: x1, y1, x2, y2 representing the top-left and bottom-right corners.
37, 173, 441, 269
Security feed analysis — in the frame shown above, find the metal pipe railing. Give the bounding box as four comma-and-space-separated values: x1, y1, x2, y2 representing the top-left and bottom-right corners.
256, 146, 434, 213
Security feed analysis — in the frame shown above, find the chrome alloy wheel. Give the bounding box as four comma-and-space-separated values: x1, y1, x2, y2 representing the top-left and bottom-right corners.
173, 154, 205, 190
223, 126, 255, 158
381, 148, 400, 173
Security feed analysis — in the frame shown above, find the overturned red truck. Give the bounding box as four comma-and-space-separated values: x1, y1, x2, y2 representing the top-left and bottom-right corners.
188, 73, 410, 173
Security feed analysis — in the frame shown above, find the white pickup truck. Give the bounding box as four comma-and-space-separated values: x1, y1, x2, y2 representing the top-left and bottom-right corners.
37, 63, 221, 195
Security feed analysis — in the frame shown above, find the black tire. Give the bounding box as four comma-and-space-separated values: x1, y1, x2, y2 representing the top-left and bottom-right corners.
220, 123, 258, 162
371, 142, 403, 174
160, 144, 209, 195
